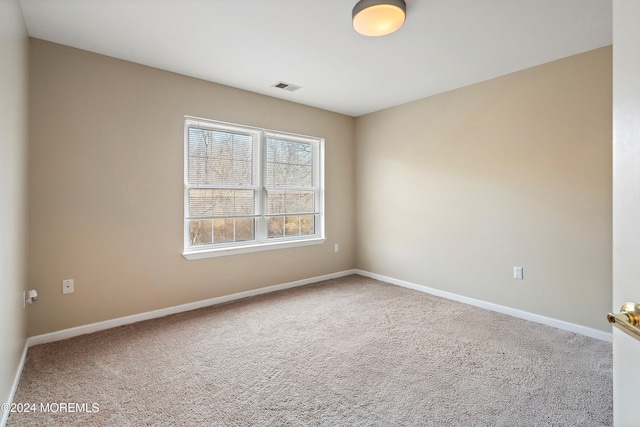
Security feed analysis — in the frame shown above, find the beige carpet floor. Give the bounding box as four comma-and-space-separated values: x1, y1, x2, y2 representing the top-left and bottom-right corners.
8, 275, 612, 426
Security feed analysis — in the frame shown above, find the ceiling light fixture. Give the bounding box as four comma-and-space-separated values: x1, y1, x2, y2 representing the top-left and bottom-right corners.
352, 0, 406, 37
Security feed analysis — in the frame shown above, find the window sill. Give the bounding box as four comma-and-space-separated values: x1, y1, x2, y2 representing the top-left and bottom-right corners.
182, 237, 326, 260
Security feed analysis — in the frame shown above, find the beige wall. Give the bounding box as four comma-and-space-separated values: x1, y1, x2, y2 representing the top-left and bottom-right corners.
355, 47, 612, 331
27, 39, 356, 336
0, 0, 29, 412
27, 38, 612, 337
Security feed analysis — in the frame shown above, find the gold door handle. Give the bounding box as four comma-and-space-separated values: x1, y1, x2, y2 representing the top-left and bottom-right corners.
608, 302, 640, 341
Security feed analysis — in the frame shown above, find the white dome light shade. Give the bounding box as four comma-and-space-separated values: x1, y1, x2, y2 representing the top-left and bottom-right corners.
352, 0, 406, 37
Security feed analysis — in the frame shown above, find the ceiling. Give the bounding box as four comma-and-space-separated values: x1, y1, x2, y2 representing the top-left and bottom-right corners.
18, 0, 612, 117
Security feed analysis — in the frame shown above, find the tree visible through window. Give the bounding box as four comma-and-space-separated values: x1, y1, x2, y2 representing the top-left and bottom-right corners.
266, 136, 316, 238
184, 117, 324, 257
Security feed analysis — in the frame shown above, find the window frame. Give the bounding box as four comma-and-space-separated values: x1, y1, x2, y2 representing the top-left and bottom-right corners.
183, 116, 325, 260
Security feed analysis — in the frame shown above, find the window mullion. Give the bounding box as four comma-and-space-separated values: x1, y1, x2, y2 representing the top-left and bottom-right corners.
259, 130, 268, 243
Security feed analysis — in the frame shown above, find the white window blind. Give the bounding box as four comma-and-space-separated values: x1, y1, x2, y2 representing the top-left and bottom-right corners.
184, 117, 324, 258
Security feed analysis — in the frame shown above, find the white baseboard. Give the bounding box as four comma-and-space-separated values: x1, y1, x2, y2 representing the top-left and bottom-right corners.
354, 269, 612, 343
27, 269, 357, 347
25, 267, 611, 346
1, 339, 29, 427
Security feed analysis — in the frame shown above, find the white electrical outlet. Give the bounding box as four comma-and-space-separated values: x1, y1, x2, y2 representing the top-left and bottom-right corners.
334, 244, 339, 253
62, 279, 74, 294
514, 267, 524, 280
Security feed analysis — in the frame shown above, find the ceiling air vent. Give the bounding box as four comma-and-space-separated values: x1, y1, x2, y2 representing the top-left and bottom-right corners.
272, 81, 302, 92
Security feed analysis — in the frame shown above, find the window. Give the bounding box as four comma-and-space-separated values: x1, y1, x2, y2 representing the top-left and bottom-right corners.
183, 117, 324, 259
